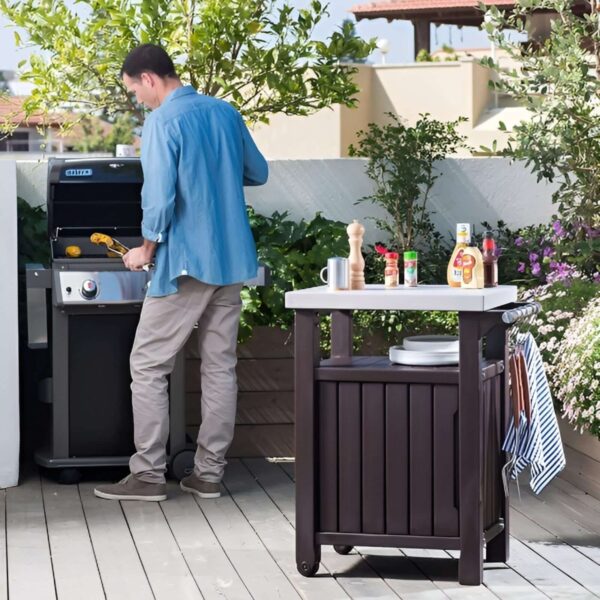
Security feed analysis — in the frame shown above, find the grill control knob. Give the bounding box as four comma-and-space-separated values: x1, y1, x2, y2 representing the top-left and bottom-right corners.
81, 279, 98, 299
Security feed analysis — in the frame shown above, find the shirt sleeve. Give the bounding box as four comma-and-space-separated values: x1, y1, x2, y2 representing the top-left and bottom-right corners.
140, 114, 179, 243
237, 112, 269, 186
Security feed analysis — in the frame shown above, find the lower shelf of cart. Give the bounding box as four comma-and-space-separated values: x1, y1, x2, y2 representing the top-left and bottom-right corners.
316, 356, 503, 384
316, 520, 504, 550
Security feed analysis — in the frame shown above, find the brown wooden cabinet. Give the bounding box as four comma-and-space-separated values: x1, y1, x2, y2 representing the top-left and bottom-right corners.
289, 299, 537, 585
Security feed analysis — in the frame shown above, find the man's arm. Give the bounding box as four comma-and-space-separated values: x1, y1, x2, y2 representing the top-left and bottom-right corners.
140, 114, 179, 242
238, 113, 268, 186
123, 239, 157, 271
124, 114, 178, 271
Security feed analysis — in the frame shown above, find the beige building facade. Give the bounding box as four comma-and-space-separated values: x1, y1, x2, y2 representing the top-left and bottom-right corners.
250, 59, 527, 159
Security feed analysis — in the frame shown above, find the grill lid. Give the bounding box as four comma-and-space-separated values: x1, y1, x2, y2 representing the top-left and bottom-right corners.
47, 158, 143, 237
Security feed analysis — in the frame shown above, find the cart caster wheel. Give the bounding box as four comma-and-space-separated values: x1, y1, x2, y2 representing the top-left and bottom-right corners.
334, 545, 353, 555
170, 449, 195, 481
297, 561, 319, 577
58, 468, 82, 485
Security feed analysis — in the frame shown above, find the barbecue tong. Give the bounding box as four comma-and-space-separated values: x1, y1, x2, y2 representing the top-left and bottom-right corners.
90, 232, 154, 272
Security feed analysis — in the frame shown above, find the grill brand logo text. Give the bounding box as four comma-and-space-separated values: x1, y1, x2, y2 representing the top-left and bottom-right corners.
65, 168, 93, 177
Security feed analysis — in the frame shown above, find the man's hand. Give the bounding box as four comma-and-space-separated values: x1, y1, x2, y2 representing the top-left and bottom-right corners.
123, 240, 156, 271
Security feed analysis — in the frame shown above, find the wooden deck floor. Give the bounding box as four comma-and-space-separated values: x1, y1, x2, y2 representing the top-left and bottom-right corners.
2, 459, 600, 599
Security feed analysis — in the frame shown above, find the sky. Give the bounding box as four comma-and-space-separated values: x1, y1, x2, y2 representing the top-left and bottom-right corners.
0, 0, 503, 74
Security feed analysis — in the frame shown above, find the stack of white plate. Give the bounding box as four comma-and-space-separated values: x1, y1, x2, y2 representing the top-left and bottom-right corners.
389, 335, 459, 366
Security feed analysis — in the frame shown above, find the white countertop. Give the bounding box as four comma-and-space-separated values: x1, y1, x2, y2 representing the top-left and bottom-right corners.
285, 284, 518, 312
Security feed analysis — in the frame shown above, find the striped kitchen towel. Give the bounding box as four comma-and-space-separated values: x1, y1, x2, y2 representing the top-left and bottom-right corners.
502, 332, 566, 494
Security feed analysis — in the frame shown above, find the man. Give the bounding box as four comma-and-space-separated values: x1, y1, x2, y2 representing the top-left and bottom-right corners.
94, 44, 268, 502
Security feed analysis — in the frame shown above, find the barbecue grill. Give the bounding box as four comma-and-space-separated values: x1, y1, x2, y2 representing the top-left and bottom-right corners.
25, 158, 163, 482
26, 157, 266, 483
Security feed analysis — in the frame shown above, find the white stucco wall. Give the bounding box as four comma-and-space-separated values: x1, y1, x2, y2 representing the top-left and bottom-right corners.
0, 160, 20, 488
13, 157, 557, 243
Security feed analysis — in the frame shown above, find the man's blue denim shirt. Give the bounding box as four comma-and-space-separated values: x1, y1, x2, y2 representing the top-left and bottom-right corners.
140, 85, 268, 297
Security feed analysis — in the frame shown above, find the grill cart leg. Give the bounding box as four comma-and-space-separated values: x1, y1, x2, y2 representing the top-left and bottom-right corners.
458, 312, 484, 585
483, 323, 510, 564
295, 310, 321, 577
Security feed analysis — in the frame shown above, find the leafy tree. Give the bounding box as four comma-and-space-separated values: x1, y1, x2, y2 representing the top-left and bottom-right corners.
73, 113, 136, 153
0, 0, 375, 130
348, 113, 467, 253
481, 0, 600, 231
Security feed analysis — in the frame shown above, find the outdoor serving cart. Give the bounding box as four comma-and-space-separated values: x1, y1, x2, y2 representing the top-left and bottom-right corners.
285, 284, 538, 585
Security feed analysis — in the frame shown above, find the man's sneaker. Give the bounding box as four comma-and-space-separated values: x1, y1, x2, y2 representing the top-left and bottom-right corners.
94, 474, 167, 502
180, 473, 221, 498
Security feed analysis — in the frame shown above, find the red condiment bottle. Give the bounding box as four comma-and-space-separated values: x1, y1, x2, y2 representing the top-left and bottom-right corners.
482, 231, 498, 288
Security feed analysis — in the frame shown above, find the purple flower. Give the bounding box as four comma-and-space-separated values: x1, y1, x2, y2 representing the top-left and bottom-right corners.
517, 262, 526, 273
593, 272, 600, 283
542, 246, 554, 258
546, 261, 576, 284
552, 220, 565, 237
531, 262, 542, 276
529, 252, 539, 263
515, 236, 524, 247
584, 225, 600, 239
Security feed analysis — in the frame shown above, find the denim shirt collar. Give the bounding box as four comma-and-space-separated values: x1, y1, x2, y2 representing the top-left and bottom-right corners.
164, 85, 197, 104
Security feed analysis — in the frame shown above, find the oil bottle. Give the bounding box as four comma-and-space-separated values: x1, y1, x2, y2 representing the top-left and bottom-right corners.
447, 223, 471, 287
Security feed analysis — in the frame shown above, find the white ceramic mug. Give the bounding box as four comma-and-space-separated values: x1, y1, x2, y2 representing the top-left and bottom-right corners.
115, 144, 136, 157
320, 257, 349, 291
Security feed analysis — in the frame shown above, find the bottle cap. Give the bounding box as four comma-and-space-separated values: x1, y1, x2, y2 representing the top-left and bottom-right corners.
404, 250, 417, 260
482, 231, 496, 250
456, 223, 471, 242
385, 252, 399, 259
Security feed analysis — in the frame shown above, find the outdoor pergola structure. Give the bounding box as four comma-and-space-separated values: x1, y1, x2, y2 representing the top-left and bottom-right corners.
350, 0, 590, 60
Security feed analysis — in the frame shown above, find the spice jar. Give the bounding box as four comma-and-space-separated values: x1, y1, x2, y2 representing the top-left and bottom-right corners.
384, 252, 399, 288
404, 250, 418, 287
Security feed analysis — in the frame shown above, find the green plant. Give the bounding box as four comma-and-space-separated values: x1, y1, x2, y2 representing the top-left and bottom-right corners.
17, 197, 49, 268
415, 46, 458, 63
0, 0, 374, 129
239, 207, 349, 342
348, 113, 467, 255
74, 113, 136, 153
481, 0, 600, 230
552, 294, 600, 439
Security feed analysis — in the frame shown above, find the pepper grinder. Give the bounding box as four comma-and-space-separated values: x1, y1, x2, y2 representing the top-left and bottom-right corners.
347, 219, 365, 290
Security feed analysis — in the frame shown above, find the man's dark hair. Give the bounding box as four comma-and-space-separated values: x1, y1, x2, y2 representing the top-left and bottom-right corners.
120, 44, 177, 79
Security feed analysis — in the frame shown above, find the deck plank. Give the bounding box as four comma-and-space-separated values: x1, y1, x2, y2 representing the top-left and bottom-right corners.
224, 460, 349, 599
190, 477, 301, 600
161, 482, 252, 600
6, 472, 56, 600
78, 482, 154, 600
399, 548, 497, 599
510, 508, 600, 597
506, 535, 591, 600
279, 461, 295, 482
226, 460, 345, 595
515, 484, 600, 566
41, 478, 104, 600
0, 490, 6, 600
243, 459, 402, 598
121, 499, 203, 600
356, 547, 450, 599
481, 563, 548, 599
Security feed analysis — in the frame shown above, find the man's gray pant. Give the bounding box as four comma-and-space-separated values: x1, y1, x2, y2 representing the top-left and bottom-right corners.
129, 276, 243, 484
